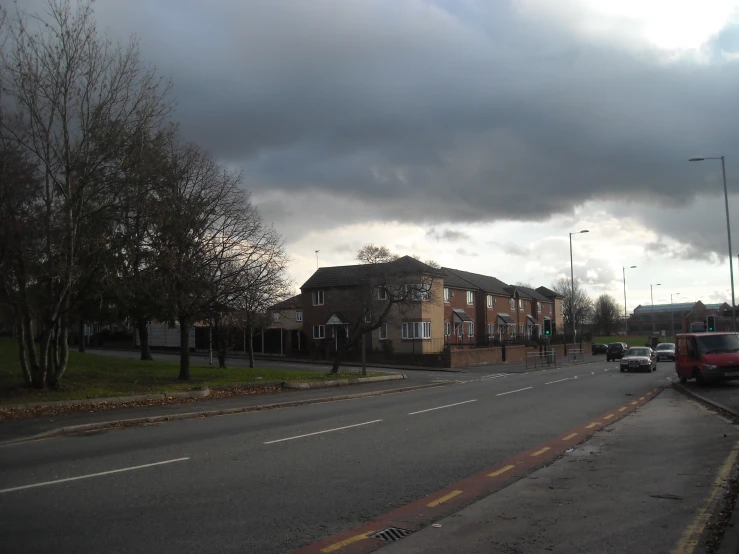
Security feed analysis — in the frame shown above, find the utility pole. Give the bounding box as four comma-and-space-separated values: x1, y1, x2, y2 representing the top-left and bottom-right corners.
315, 250, 320, 269
650, 283, 661, 334
623, 265, 636, 334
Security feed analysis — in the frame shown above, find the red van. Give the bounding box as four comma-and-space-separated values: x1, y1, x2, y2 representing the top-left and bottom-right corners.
675, 332, 739, 384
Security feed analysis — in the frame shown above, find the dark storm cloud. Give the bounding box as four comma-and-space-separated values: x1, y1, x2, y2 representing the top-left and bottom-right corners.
427, 228, 470, 242
52, 0, 739, 254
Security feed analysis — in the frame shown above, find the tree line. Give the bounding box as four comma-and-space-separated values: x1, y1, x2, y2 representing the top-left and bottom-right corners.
0, 1, 290, 388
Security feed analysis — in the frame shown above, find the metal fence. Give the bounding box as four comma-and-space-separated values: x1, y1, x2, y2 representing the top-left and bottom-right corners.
525, 350, 557, 370
567, 347, 585, 364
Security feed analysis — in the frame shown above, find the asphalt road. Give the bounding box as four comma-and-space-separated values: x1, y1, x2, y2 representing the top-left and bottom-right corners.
0, 359, 674, 553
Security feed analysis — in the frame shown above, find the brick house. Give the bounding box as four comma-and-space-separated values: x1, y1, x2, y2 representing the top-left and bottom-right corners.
512, 286, 554, 339
536, 286, 565, 334
301, 256, 445, 356
267, 294, 306, 354
441, 268, 516, 343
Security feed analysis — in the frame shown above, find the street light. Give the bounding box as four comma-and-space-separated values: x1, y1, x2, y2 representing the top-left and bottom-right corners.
671, 292, 680, 338
690, 156, 736, 331
623, 265, 637, 335
650, 283, 661, 334
569, 229, 589, 346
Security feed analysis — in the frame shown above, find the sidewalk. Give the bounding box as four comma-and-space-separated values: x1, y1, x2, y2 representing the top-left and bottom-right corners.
374, 388, 739, 554
0, 379, 450, 444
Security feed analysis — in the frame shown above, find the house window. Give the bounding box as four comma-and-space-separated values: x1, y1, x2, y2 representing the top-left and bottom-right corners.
520, 324, 525, 336
379, 323, 388, 340
445, 322, 451, 336
377, 287, 387, 300
313, 325, 325, 339
296, 311, 303, 322
487, 295, 493, 308
560, 303, 565, 315
444, 287, 450, 303
404, 284, 430, 302
509, 298, 515, 310
365, 311, 372, 323
272, 312, 280, 322
467, 322, 475, 337
312, 290, 324, 306
466, 291, 474, 305
487, 323, 495, 336
402, 321, 431, 339
548, 305, 552, 315
519, 299, 524, 311
537, 302, 542, 313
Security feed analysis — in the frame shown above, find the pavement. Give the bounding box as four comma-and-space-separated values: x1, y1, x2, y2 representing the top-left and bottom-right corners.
675, 379, 739, 417
0, 358, 682, 554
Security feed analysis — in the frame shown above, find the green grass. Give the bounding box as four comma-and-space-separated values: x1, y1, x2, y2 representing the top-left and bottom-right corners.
0, 338, 378, 403
593, 335, 675, 346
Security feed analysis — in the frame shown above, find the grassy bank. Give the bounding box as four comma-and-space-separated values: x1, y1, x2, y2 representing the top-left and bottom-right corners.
0, 338, 378, 403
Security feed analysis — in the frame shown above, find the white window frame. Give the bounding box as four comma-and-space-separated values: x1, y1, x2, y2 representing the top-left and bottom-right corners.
520, 324, 525, 336
548, 305, 552, 315
296, 311, 303, 322
537, 302, 542, 313
466, 291, 474, 305
312, 290, 324, 306
467, 322, 475, 337
272, 312, 280, 322
509, 298, 515, 310
445, 322, 451, 336
377, 287, 388, 301
487, 323, 495, 336
402, 321, 431, 339
444, 287, 450, 303
313, 325, 325, 339
487, 295, 493, 308
379, 323, 388, 340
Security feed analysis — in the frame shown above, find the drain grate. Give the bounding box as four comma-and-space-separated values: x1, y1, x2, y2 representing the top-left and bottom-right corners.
370, 527, 412, 542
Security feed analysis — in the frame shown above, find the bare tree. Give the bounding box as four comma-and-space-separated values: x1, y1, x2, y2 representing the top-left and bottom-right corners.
0, 0, 170, 388
357, 243, 398, 264
515, 281, 533, 288
593, 294, 621, 336
551, 277, 593, 341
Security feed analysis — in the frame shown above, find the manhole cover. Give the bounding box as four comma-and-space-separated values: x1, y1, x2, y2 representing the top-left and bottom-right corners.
370, 527, 412, 542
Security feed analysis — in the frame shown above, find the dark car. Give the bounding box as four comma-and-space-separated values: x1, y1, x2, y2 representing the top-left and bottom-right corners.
654, 342, 676, 362
592, 343, 608, 355
606, 342, 628, 361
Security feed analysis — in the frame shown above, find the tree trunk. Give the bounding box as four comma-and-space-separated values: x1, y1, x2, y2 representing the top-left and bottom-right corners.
361, 332, 367, 377
16, 317, 31, 386
331, 349, 343, 373
248, 325, 255, 368
50, 315, 69, 387
78, 319, 86, 352
32, 327, 51, 389
137, 317, 153, 360
178, 317, 191, 380
215, 317, 227, 368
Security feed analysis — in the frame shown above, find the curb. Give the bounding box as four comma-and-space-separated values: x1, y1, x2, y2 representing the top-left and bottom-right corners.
0, 381, 452, 446
671, 382, 739, 418
0, 375, 406, 411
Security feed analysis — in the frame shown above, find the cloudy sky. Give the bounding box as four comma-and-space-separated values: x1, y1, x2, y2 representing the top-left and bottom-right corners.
22, 0, 739, 313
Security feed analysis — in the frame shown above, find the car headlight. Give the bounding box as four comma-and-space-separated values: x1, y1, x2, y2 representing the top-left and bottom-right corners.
704, 364, 718, 371
640, 360, 650, 365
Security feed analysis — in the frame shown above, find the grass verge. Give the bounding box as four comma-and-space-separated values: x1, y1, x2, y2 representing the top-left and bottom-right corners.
0, 338, 380, 403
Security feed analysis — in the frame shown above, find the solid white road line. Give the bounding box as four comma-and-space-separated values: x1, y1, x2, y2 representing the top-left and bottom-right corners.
497, 387, 533, 396
0, 457, 190, 494
408, 399, 478, 415
264, 420, 382, 444
545, 377, 575, 385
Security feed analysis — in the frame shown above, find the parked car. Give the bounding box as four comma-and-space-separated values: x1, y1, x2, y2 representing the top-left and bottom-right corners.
606, 342, 628, 361
675, 332, 739, 384
620, 347, 656, 373
592, 343, 608, 355
654, 342, 675, 362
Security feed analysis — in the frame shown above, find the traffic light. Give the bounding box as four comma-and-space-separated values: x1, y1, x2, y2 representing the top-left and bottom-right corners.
543, 319, 552, 336
707, 315, 716, 332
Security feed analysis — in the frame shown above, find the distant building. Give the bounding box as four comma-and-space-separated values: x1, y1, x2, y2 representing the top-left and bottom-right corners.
628, 301, 733, 335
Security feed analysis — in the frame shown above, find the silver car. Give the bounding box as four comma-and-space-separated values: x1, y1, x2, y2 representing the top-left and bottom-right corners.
654, 342, 676, 362
620, 347, 657, 373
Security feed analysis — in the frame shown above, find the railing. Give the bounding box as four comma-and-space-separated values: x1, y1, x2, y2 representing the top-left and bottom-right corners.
526, 350, 557, 370
567, 347, 585, 364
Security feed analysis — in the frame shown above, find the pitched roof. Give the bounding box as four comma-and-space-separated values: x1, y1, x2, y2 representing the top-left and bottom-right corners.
505, 285, 549, 302
536, 286, 564, 299
301, 255, 442, 290
441, 268, 509, 295
270, 294, 302, 311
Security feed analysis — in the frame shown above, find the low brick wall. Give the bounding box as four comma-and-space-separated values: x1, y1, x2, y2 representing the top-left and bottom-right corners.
447, 347, 503, 368
581, 341, 593, 354
504, 345, 526, 363
549, 344, 565, 359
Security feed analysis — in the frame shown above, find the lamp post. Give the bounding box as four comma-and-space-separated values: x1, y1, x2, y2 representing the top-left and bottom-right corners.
623, 265, 637, 335
671, 293, 680, 338
650, 283, 661, 334
569, 230, 589, 346
690, 156, 736, 331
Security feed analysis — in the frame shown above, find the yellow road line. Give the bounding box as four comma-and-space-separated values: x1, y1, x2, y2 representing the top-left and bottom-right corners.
531, 447, 551, 457
321, 532, 374, 553
427, 489, 463, 507
562, 433, 578, 440
604, 414, 615, 420
488, 465, 515, 478
639, 397, 645, 401
672, 443, 739, 554
631, 401, 638, 405
618, 407, 627, 412
586, 422, 600, 429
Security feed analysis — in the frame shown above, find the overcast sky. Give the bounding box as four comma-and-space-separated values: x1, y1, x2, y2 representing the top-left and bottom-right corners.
22, 0, 739, 313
